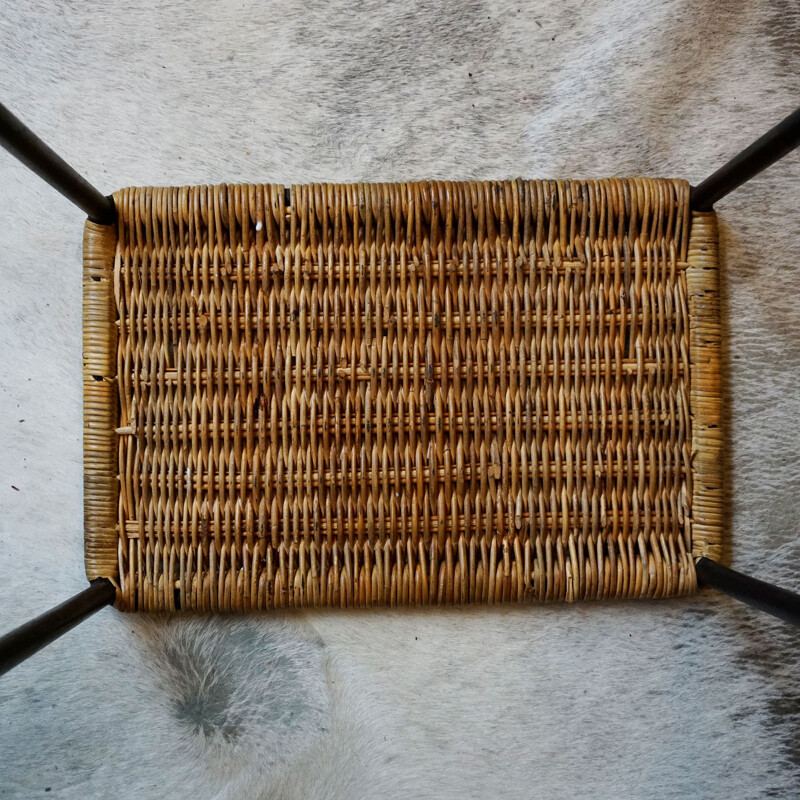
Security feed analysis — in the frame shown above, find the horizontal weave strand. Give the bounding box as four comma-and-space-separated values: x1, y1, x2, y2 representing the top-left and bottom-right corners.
83, 178, 722, 611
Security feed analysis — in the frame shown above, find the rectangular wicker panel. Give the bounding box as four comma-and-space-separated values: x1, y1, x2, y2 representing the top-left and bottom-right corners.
82, 179, 722, 611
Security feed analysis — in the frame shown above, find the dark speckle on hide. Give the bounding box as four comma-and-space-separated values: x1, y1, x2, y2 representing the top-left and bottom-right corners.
164, 638, 240, 741
728, 609, 800, 773
768, 691, 800, 769
142, 617, 330, 764
762, 0, 800, 72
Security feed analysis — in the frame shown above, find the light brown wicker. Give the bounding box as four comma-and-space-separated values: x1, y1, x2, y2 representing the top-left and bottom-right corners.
82, 178, 722, 611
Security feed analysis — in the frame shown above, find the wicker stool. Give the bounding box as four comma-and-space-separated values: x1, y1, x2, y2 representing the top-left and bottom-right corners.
1, 103, 799, 674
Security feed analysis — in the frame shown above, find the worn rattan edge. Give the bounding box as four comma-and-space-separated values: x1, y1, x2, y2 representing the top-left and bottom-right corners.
686, 211, 724, 562
112, 178, 692, 263
116, 535, 697, 612
83, 220, 120, 583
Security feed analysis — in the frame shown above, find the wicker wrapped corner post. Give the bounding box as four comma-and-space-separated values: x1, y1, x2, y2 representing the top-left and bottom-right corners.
1, 102, 799, 674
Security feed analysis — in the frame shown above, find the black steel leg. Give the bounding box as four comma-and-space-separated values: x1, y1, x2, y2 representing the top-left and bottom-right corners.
696, 557, 800, 627
0, 102, 116, 224
0, 579, 116, 677
691, 106, 800, 210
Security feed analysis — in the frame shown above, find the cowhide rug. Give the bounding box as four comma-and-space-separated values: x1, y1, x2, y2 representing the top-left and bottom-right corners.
1, 0, 799, 796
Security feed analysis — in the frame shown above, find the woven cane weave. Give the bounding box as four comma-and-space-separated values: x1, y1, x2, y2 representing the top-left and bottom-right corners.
82, 179, 723, 611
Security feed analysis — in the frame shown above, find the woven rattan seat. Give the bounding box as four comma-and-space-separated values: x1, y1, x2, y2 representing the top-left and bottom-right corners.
82, 178, 722, 611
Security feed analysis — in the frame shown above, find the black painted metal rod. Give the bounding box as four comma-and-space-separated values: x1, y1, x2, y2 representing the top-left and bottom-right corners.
0, 578, 116, 677
0, 101, 116, 224
691, 106, 800, 210
696, 557, 800, 627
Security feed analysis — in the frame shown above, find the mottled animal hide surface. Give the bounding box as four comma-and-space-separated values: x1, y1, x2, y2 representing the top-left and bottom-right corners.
1, 1, 800, 797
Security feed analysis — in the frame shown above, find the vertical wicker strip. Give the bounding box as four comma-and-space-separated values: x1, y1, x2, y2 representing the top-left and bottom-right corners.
83, 220, 119, 581
686, 211, 724, 561
81, 178, 723, 611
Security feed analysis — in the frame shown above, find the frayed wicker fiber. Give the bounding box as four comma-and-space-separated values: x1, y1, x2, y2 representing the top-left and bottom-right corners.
82, 179, 722, 611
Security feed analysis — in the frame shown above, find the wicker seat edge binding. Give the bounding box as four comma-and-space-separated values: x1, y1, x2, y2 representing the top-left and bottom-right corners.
84, 179, 723, 612
0, 102, 798, 673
